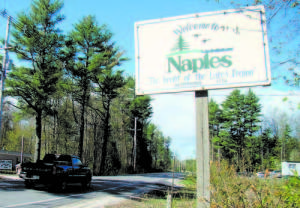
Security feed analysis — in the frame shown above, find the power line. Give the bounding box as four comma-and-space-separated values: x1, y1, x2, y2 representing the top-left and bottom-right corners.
0, 9, 42, 47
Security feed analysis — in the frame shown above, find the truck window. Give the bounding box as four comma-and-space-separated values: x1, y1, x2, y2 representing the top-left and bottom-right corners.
43, 154, 57, 163
57, 155, 72, 163
72, 158, 82, 166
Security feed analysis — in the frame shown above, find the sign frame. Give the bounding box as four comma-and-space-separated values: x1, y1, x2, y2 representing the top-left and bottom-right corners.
135, 5, 271, 95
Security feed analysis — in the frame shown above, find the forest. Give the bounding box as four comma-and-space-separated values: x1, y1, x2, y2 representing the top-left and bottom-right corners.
176, 89, 300, 173
0, 0, 172, 175
208, 89, 300, 172
0, 0, 299, 176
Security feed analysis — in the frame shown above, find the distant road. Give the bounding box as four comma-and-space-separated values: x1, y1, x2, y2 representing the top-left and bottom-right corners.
0, 172, 185, 208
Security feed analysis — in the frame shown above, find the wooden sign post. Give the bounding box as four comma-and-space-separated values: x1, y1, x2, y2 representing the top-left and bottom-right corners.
195, 90, 210, 207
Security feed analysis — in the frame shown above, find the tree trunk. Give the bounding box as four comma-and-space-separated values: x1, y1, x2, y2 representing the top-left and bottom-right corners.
78, 103, 85, 159
78, 85, 89, 160
34, 110, 42, 162
218, 145, 220, 164
93, 121, 101, 175
54, 112, 58, 153
281, 138, 283, 162
43, 121, 46, 154
99, 100, 111, 175
261, 142, 264, 169
211, 132, 214, 162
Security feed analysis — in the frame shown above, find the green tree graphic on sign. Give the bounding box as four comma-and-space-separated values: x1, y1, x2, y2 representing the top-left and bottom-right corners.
172, 35, 189, 52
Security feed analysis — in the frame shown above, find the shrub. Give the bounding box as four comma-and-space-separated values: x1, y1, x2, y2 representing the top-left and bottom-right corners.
210, 161, 300, 207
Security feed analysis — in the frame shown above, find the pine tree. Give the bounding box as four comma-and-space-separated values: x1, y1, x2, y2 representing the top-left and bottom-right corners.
129, 95, 153, 172
64, 15, 126, 162
281, 124, 297, 161
244, 89, 261, 137
93, 69, 126, 175
172, 35, 189, 52
219, 89, 262, 169
220, 90, 246, 166
6, 0, 64, 161
244, 89, 262, 169
209, 99, 222, 162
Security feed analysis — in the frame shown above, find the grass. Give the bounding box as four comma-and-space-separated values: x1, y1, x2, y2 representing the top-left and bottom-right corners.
106, 192, 196, 208
107, 161, 300, 207
106, 178, 197, 208
180, 175, 196, 188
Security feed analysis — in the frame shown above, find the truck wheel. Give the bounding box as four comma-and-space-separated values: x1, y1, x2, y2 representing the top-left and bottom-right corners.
24, 180, 34, 189
82, 180, 91, 190
49, 180, 67, 192
59, 180, 67, 192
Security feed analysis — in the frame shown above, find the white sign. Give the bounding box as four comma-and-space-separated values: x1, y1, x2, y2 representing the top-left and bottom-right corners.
0, 160, 12, 170
135, 6, 271, 95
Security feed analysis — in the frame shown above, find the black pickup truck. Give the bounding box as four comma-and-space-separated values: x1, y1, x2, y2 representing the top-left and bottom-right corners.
19, 154, 92, 191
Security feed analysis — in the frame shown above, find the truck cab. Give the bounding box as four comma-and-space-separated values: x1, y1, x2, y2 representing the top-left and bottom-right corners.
20, 154, 92, 191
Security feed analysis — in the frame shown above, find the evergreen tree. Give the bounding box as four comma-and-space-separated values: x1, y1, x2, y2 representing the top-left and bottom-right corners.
146, 123, 157, 169
244, 89, 261, 137
280, 124, 297, 161
219, 89, 262, 169
256, 128, 275, 169
64, 15, 125, 161
93, 69, 126, 175
209, 99, 222, 162
172, 35, 189, 52
244, 89, 262, 170
162, 136, 172, 171
220, 89, 246, 166
129, 95, 153, 172
6, 0, 64, 161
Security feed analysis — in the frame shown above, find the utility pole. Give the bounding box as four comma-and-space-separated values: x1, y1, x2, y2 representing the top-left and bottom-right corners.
21, 135, 24, 163
128, 86, 140, 173
172, 153, 175, 192
129, 117, 140, 173
0, 16, 11, 145
133, 117, 137, 172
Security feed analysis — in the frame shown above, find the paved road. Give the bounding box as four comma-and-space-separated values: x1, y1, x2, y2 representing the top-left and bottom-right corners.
0, 173, 184, 208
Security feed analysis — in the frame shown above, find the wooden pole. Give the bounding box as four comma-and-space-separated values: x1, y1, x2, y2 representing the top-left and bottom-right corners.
167, 153, 176, 208
195, 90, 210, 208
133, 117, 137, 172
21, 135, 24, 163
0, 16, 11, 144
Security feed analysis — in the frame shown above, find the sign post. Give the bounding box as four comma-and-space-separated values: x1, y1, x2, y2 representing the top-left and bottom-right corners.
134, 5, 270, 208
195, 90, 210, 207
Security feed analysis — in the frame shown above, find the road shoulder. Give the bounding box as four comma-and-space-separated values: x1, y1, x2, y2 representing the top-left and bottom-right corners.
0, 174, 23, 181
